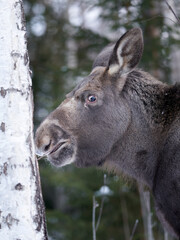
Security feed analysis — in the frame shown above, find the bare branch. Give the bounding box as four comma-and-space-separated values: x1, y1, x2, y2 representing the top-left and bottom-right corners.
92, 196, 97, 240
165, 0, 180, 25
138, 184, 154, 240
130, 219, 139, 240
95, 197, 105, 231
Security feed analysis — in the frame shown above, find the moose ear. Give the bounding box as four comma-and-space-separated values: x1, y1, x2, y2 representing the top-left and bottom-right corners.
108, 28, 143, 76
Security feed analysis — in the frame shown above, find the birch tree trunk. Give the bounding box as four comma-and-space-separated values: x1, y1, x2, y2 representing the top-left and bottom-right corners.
163, 0, 180, 84
138, 184, 154, 240
0, 0, 47, 239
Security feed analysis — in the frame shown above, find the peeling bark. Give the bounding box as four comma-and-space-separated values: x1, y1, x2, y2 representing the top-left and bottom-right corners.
0, 0, 47, 239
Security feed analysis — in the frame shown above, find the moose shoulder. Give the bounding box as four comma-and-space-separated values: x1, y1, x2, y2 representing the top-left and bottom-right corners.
35, 28, 180, 238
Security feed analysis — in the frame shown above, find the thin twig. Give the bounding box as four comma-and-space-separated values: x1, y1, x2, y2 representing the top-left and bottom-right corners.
144, 191, 154, 240
136, 14, 177, 25
165, 0, 180, 25
164, 230, 169, 240
36, 155, 47, 161
36, 140, 68, 161
92, 196, 97, 240
130, 219, 139, 240
95, 196, 105, 231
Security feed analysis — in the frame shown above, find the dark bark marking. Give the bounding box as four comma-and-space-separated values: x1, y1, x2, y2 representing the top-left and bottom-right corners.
11, 51, 21, 58
28, 156, 48, 237
1, 88, 27, 96
3, 213, 19, 229
29, 157, 35, 177
3, 162, 8, 175
0, 122, 5, 132
11, 50, 21, 70
34, 160, 48, 238
0, 162, 8, 176
24, 51, 29, 66
33, 183, 48, 238
0, 87, 7, 98
14, 0, 26, 31
15, 183, 24, 191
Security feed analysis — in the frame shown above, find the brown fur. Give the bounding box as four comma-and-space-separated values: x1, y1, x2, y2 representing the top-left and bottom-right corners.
35, 28, 180, 238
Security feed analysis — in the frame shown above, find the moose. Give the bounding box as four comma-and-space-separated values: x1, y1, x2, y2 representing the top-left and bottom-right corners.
35, 28, 180, 238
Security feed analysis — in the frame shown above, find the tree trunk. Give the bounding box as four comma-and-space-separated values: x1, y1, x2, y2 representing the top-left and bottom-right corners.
0, 0, 47, 239
138, 184, 154, 240
163, 0, 180, 84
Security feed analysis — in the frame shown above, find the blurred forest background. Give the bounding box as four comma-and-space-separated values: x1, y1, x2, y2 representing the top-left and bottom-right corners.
24, 0, 180, 239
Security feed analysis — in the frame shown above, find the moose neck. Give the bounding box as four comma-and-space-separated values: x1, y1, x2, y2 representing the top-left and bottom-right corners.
102, 70, 179, 189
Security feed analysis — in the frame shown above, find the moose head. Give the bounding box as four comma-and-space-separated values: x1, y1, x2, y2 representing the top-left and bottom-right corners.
35, 28, 180, 238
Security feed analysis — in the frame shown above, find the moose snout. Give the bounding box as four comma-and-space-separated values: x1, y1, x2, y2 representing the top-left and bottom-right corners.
35, 134, 52, 156
35, 120, 65, 157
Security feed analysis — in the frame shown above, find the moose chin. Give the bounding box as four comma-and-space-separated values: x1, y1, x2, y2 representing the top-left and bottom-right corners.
35, 28, 180, 239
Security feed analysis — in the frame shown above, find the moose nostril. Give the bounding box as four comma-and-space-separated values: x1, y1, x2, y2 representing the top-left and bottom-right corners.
44, 140, 52, 152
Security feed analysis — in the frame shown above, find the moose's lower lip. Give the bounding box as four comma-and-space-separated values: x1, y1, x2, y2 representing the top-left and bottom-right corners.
49, 141, 67, 155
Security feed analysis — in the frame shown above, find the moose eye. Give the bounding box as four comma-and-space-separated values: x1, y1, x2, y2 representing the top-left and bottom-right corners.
87, 95, 97, 103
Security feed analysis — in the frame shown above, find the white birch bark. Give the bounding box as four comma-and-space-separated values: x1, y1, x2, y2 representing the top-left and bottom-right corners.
138, 184, 154, 240
162, 0, 180, 84
0, 0, 47, 239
